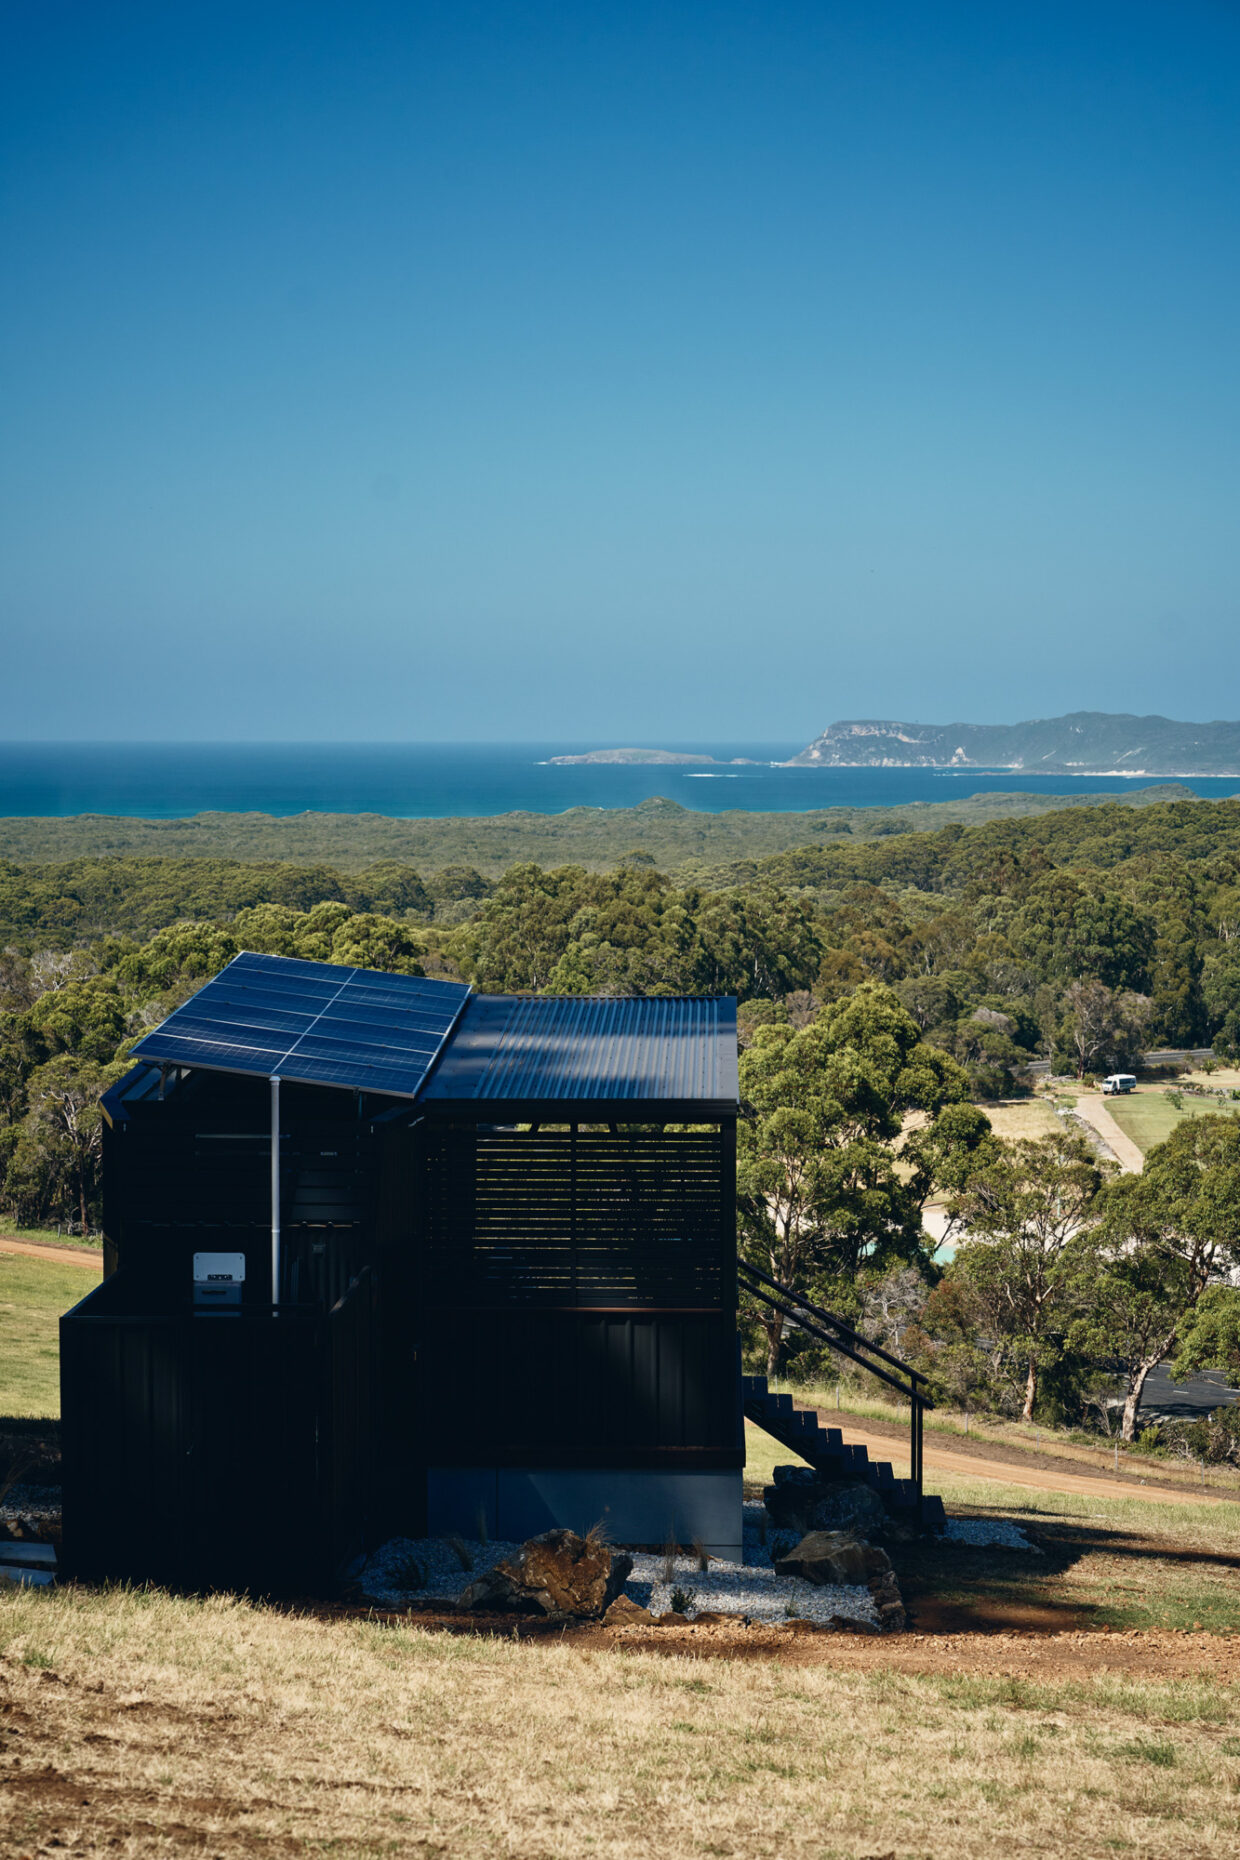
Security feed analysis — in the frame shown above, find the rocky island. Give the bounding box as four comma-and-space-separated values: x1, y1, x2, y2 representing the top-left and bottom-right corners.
544, 747, 758, 766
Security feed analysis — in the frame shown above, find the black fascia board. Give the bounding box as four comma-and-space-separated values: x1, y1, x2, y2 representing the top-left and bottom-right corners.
100, 1063, 165, 1127
108, 1051, 428, 1101
417, 1098, 738, 1124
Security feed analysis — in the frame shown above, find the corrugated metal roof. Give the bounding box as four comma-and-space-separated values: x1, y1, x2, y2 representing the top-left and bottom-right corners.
420, 994, 739, 1111
127, 956, 738, 1114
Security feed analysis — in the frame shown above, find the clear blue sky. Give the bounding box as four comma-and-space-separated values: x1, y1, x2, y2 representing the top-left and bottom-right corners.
3, 0, 1238, 742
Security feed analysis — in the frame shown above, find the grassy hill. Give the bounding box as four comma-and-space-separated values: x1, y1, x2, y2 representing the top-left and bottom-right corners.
0, 1247, 99, 1417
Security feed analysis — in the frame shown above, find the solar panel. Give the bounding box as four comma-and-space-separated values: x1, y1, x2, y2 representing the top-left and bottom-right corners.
131, 951, 471, 1097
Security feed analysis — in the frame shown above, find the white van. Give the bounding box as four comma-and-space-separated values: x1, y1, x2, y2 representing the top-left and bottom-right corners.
1102, 1074, 1137, 1095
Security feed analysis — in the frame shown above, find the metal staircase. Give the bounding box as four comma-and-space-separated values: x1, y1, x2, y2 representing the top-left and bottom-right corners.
738, 1260, 945, 1531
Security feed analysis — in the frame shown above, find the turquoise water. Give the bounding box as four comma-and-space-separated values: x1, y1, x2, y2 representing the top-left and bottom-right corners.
0, 742, 1236, 820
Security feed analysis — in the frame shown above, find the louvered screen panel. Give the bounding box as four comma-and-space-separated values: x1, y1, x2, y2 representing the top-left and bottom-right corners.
422, 1129, 728, 1309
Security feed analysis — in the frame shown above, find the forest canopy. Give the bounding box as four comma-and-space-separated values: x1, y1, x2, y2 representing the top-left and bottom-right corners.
5, 791, 1240, 1445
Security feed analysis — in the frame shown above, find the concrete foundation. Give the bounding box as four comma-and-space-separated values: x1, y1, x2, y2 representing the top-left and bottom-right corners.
426, 1467, 743, 1560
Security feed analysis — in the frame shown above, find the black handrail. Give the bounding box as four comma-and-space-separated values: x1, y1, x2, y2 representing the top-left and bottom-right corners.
737, 1260, 927, 1514
737, 1266, 917, 1403
739, 1258, 927, 1387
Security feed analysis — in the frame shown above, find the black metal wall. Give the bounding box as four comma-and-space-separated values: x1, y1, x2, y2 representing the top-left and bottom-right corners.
60, 1268, 377, 1593
87, 1074, 740, 1564
418, 1309, 740, 1467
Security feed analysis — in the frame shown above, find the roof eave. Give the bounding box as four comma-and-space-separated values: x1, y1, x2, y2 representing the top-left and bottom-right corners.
418, 1097, 739, 1122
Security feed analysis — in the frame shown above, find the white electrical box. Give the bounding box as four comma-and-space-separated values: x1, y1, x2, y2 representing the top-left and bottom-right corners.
192, 1251, 246, 1310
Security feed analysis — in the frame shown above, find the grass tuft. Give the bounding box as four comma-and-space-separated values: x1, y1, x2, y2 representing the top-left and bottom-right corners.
1115, 1739, 1178, 1767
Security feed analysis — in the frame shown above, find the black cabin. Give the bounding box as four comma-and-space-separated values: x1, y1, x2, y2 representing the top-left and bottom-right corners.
61, 952, 743, 1591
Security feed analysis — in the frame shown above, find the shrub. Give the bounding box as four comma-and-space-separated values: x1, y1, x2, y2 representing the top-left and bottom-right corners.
1164, 1406, 1240, 1468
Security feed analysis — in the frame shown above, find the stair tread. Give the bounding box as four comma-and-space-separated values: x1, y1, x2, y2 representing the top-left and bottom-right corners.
745, 1391, 935, 1525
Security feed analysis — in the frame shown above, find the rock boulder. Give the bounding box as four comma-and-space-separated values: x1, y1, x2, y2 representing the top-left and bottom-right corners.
603, 1594, 656, 1628
764, 1471, 889, 1541
459, 1530, 633, 1622
772, 1529, 907, 1632
773, 1530, 890, 1586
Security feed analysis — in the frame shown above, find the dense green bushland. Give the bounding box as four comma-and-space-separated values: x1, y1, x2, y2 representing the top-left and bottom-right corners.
14, 788, 1240, 1053
0, 779, 1202, 870
4, 792, 1240, 1440
5, 793, 1240, 1227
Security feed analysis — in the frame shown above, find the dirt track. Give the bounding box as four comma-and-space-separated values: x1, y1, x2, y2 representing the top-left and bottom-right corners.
824, 1409, 1235, 1507
605, 1620, 1240, 1675
0, 1236, 101, 1269
303, 1599, 1240, 1674
1071, 1092, 1146, 1171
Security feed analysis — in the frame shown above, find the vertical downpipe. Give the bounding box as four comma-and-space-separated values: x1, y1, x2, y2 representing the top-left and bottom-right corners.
270, 1074, 281, 1311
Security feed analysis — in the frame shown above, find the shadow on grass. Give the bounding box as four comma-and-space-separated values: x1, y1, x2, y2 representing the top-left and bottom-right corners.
895, 1515, 1240, 1636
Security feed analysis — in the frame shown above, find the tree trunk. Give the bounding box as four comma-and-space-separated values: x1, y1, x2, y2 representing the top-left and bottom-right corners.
762, 1311, 785, 1378
1120, 1360, 1158, 1442
1022, 1359, 1037, 1422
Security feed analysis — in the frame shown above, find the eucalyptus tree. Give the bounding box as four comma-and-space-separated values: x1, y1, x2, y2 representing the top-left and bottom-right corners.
944, 1131, 1107, 1421
736, 982, 987, 1373
1075, 1116, 1240, 1440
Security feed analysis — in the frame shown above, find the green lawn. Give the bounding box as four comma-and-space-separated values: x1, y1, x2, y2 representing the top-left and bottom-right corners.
1107, 1089, 1240, 1155
0, 1250, 100, 1418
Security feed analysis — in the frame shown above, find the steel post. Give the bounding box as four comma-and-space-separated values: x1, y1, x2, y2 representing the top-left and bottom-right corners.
270, 1073, 281, 1310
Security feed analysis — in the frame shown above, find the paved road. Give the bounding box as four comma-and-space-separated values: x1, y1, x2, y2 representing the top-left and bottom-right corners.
1020, 1048, 1216, 1078
1140, 1366, 1239, 1418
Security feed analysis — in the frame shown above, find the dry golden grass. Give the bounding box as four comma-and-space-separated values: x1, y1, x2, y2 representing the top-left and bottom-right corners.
1183, 1066, 1240, 1090
972, 1098, 1062, 1144
924, 1468, 1240, 1550
3, 1583, 1240, 1857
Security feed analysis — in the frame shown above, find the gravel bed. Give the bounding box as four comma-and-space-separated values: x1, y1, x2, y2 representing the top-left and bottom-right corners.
357, 1535, 524, 1605
943, 1517, 1038, 1550
625, 1550, 877, 1626
357, 1505, 878, 1628
0, 1483, 61, 1532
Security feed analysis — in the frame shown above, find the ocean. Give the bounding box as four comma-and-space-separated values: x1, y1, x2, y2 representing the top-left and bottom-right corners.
0, 742, 1237, 820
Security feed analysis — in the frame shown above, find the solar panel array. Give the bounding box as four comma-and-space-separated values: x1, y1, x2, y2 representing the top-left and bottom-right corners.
131, 951, 471, 1098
